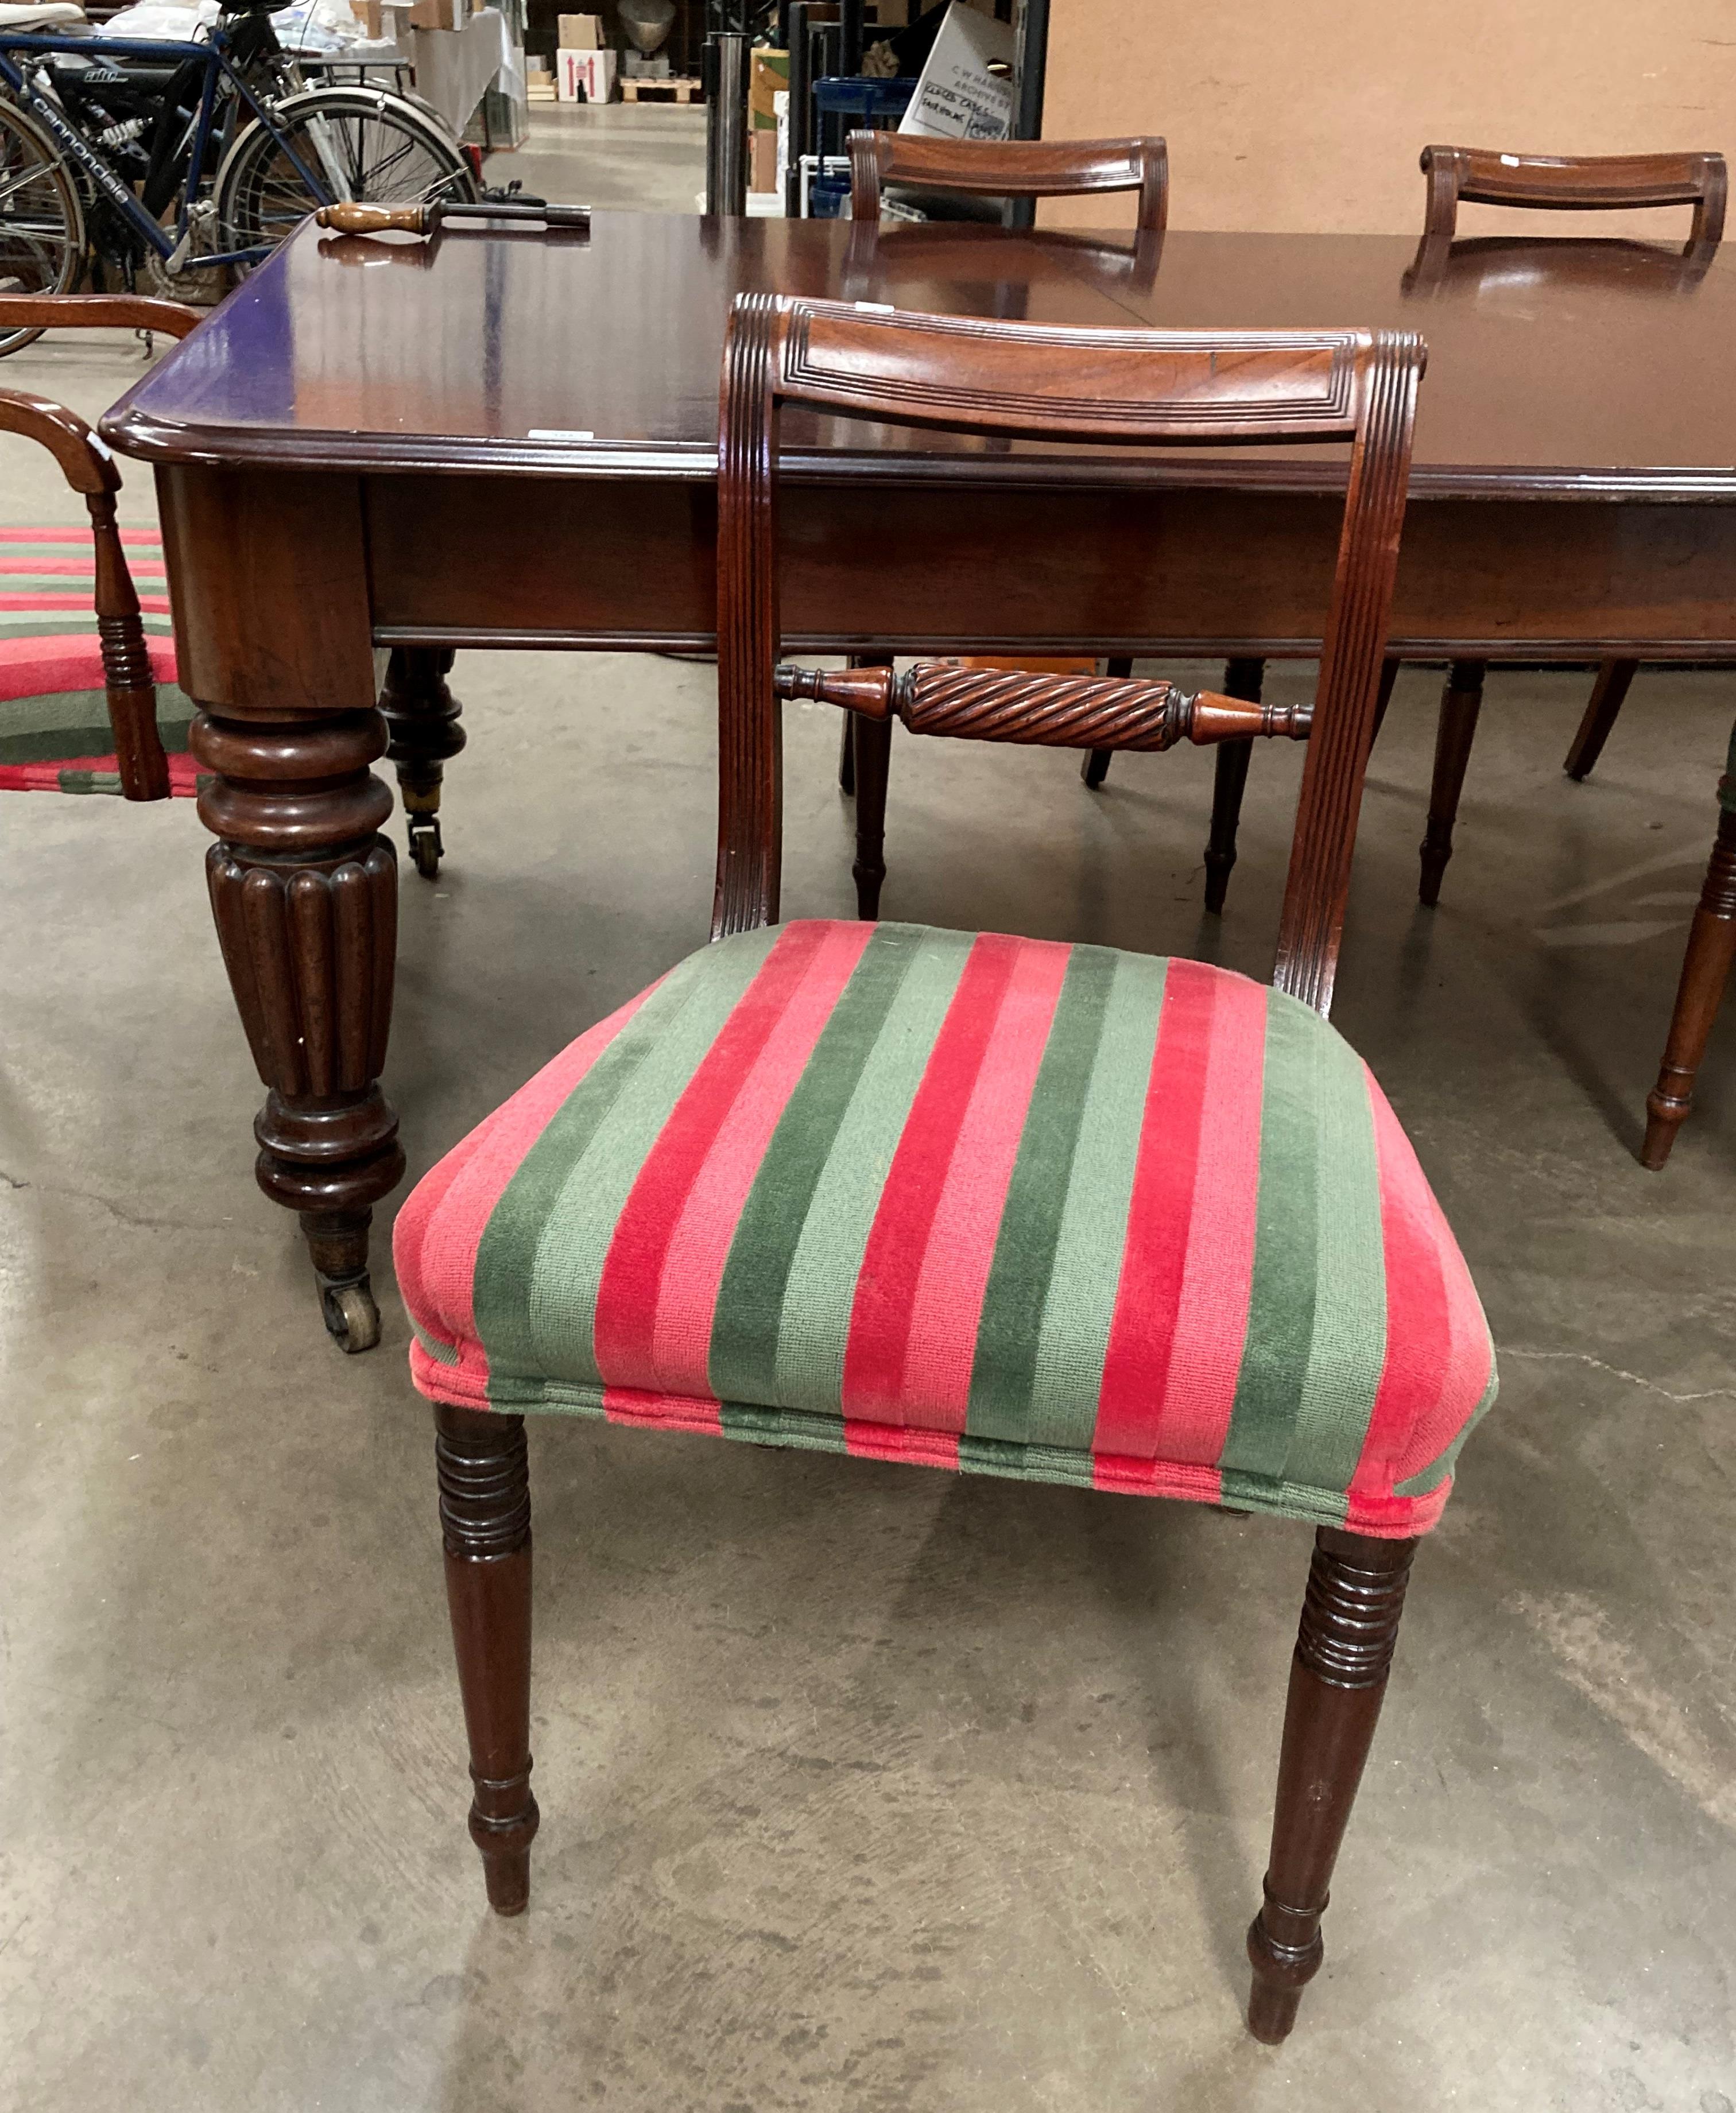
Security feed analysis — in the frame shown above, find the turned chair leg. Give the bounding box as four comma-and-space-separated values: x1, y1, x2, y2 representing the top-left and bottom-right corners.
1246, 1526, 1417, 2045
838, 714, 855, 795
1563, 658, 1637, 781
436, 1404, 538, 1915
1370, 654, 1401, 746
1419, 658, 1486, 906
1202, 657, 1265, 912
1080, 656, 1132, 789
850, 653, 894, 918
1642, 805, 1736, 1169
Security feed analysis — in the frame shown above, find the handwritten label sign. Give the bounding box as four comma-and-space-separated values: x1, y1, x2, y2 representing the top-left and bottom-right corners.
898, 2, 1014, 142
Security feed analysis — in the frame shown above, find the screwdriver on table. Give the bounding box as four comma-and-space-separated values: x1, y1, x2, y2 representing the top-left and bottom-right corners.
315, 198, 591, 236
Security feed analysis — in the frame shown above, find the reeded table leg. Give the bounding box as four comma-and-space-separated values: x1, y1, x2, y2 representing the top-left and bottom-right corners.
1643, 805, 1736, 1169
192, 704, 406, 1352
1246, 1526, 1417, 2044
381, 646, 466, 881
1419, 658, 1486, 905
436, 1404, 538, 1915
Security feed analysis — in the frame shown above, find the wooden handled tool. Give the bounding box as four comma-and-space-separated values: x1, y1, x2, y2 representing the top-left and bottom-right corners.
315, 199, 591, 237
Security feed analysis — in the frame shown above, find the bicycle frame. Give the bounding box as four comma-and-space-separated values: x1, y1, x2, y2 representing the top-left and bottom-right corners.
0, 24, 332, 269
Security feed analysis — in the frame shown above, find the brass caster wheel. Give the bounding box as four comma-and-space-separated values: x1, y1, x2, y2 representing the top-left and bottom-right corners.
321, 1277, 381, 1354
409, 817, 443, 881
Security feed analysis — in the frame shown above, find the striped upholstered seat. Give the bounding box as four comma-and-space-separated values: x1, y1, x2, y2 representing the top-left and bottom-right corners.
0, 527, 197, 796
397, 920, 1495, 1540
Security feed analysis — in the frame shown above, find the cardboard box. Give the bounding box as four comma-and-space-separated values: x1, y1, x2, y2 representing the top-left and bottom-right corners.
749, 47, 788, 131
898, 1, 1013, 140
750, 129, 778, 191
557, 45, 617, 100
408, 0, 465, 28
557, 12, 602, 47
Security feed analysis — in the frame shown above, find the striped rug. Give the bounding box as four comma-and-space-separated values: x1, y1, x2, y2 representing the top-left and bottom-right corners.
0, 526, 199, 795
397, 921, 1497, 1538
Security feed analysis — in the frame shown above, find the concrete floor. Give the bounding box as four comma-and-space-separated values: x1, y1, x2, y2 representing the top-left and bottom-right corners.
2, 114, 1735, 2113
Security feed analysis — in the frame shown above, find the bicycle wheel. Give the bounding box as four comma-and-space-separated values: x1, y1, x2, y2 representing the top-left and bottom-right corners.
214, 86, 476, 258
0, 99, 85, 357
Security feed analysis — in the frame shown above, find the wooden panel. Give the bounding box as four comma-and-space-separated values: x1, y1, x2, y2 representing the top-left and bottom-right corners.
1042, 0, 1736, 237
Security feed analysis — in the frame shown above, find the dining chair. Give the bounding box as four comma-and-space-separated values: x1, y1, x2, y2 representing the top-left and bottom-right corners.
0, 294, 202, 802
1203, 145, 1728, 914
839, 130, 1171, 918
1408, 146, 1727, 903
1641, 720, 1736, 1166
395, 294, 1501, 2044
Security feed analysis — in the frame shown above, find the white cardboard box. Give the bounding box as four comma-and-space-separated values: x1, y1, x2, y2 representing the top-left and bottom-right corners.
898, 0, 1013, 141
557, 45, 615, 99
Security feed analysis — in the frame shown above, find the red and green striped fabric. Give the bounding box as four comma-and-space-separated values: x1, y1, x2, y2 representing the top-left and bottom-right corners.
0, 527, 199, 796
397, 922, 1497, 1537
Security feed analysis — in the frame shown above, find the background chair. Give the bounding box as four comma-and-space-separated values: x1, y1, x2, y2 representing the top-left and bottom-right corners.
1641, 720, 1736, 1166
1408, 146, 1728, 904
1203, 145, 1728, 912
0, 293, 468, 883
840, 131, 1171, 919
395, 296, 1499, 2047
0, 294, 202, 802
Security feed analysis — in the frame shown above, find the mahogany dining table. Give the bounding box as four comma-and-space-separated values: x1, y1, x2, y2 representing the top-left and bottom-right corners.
100, 209, 1736, 1348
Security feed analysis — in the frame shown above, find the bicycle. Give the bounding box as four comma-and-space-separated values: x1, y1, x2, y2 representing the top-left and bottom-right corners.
0, 0, 478, 354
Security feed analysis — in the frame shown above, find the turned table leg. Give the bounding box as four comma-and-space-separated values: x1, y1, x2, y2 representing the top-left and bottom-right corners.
1642, 805, 1736, 1169
1246, 1526, 1417, 2044
381, 646, 466, 881
192, 704, 406, 1352
436, 1404, 538, 1914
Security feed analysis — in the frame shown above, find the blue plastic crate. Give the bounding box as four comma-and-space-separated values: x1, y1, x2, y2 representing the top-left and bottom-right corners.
810, 76, 918, 129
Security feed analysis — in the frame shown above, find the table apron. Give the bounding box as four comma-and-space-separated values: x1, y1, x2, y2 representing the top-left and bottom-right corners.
159, 465, 1736, 711
363, 475, 1736, 661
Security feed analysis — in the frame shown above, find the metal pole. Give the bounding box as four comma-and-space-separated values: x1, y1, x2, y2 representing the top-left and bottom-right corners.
784, 2, 811, 216
712, 30, 750, 216
839, 0, 863, 76
811, 22, 841, 159
1008, 0, 1049, 229
703, 35, 721, 211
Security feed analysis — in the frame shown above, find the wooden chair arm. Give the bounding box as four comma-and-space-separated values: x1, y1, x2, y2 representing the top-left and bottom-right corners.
0, 292, 205, 339
0, 386, 120, 495
775, 662, 1311, 750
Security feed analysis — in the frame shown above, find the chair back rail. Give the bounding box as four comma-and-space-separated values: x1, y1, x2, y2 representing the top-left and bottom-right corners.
848, 133, 1168, 231
1421, 145, 1727, 246
0, 292, 205, 339
714, 293, 1423, 1017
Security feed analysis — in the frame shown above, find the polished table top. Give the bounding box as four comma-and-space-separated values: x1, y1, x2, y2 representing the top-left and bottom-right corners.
103, 214, 1736, 501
